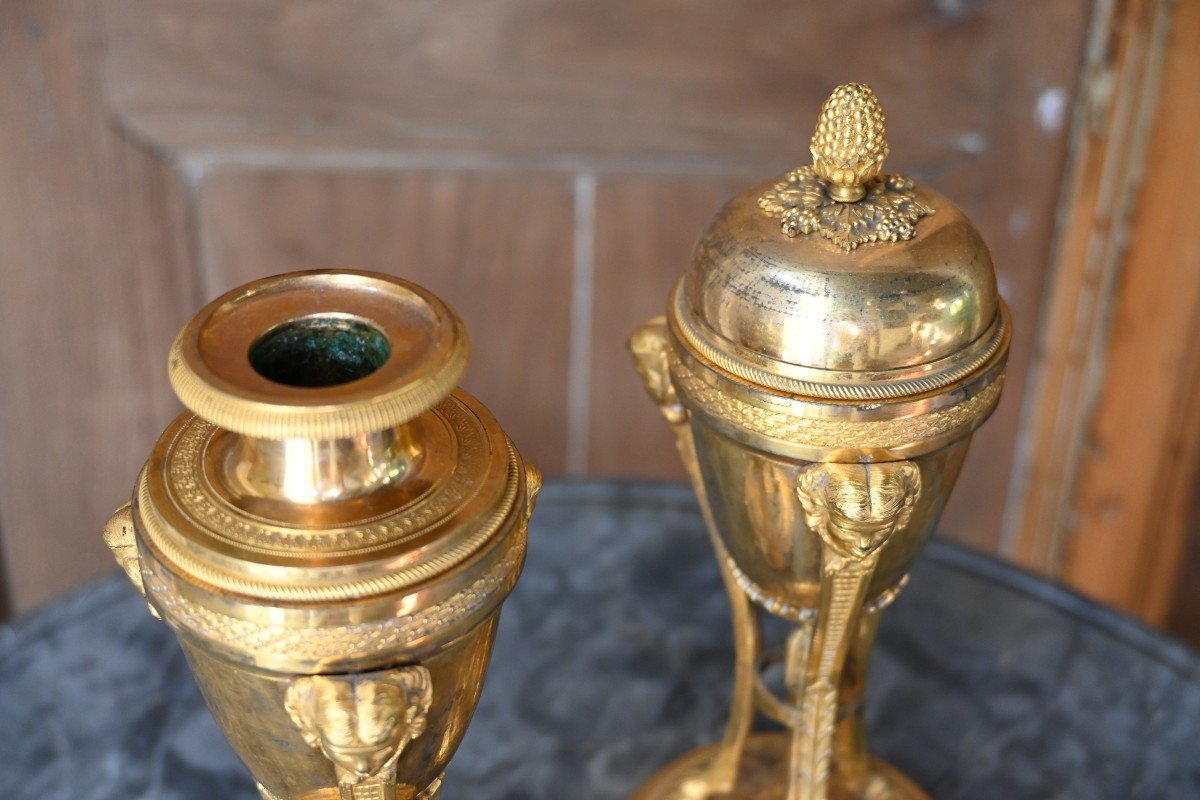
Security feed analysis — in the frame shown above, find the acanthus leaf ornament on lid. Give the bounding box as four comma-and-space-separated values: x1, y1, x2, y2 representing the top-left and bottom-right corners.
758, 83, 934, 250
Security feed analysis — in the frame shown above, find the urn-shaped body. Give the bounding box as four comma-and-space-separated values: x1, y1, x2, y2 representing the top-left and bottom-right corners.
105, 271, 540, 800
630, 84, 1009, 800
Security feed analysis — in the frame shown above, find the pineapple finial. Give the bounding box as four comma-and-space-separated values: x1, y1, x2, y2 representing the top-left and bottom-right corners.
810, 83, 889, 203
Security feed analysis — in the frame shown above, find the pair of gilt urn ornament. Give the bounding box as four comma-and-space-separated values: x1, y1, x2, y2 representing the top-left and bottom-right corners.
104, 85, 1008, 800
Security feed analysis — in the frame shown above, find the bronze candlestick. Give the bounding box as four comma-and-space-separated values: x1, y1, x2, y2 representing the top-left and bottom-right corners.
104, 270, 540, 800
630, 84, 1009, 800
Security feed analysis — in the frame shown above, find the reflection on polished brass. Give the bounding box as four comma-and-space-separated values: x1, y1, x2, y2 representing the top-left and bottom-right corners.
101, 501, 159, 620
758, 84, 933, 249
810, 84, 888, 202
629, 85, 1008, 800
104, 270, 539, 800
285, 667, 433, 800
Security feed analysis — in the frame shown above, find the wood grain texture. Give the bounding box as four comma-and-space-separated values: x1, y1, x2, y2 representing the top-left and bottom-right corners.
102, 0, 1092, 553
0, 0, 1101, 613
1167, 516, 1200, 646
1057, 0, 1200, 621
1008, 0, 1174, 573
0, 1, 198, 613
924, 0, 1093, 550
195, 169, 575, 474
588, 175, 752, 480
102, 0, 1088, 171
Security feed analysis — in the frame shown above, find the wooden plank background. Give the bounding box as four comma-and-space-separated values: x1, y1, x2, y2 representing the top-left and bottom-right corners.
1039, 0, 1200, 620
1, 0, 1100, 614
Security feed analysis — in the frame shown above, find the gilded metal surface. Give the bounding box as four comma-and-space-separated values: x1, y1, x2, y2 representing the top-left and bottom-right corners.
629, 84, 1009, 800
631, 734, 926, 800
758, 169, 933, 251
758, 85, 933, 249
671, 349, 1003, 453
693, 424, 969, 615
671, 334, 1000, 477
810, 84, 889, 202
796, 463, 920, 562
101, 501, 159, 620
285, 667, 433, 800
135, 400, 516, 603
258, 778, 443, 800
105, 270, 537, 800
670, 280, 1008, 402
139, 527, 526, 672
682, 112, 999, 378
679, 201, 999, 375
168, 272, 470, 440
789, 462, 920, 800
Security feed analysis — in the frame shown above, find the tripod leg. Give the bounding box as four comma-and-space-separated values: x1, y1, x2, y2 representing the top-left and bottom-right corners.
630, 317, 761, 797
701, 549, 761, 794
786, 461, 921, 800
786, 551, 876, 800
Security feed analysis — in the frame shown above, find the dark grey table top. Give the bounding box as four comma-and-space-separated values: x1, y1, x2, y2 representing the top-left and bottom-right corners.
2, 481, 1198, 800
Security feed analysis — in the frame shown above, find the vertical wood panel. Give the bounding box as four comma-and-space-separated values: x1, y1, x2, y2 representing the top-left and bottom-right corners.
1058, 0, 1200, 620
1009, 0, 1174, 573
932, 0, 1093, 550
196, 169, 575, 473
1167, 517, 1200, 645
0, 1, 198, 612
588, 175, 753, 479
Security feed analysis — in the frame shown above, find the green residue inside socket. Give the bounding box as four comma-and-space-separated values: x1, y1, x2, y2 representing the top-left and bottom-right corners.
249, 316, 391, 388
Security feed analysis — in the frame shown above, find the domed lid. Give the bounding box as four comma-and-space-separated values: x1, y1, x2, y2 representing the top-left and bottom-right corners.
673, 84, 1005, 401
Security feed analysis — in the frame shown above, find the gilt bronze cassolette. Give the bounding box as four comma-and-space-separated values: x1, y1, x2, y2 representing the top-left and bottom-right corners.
104, 270, 540, 800
630, 84, 1009, 799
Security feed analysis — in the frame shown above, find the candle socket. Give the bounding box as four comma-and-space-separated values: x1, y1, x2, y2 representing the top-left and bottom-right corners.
104, 270, 540, 800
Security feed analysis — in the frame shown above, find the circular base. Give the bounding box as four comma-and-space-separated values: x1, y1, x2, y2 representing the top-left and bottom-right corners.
632, 733, 928, 800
